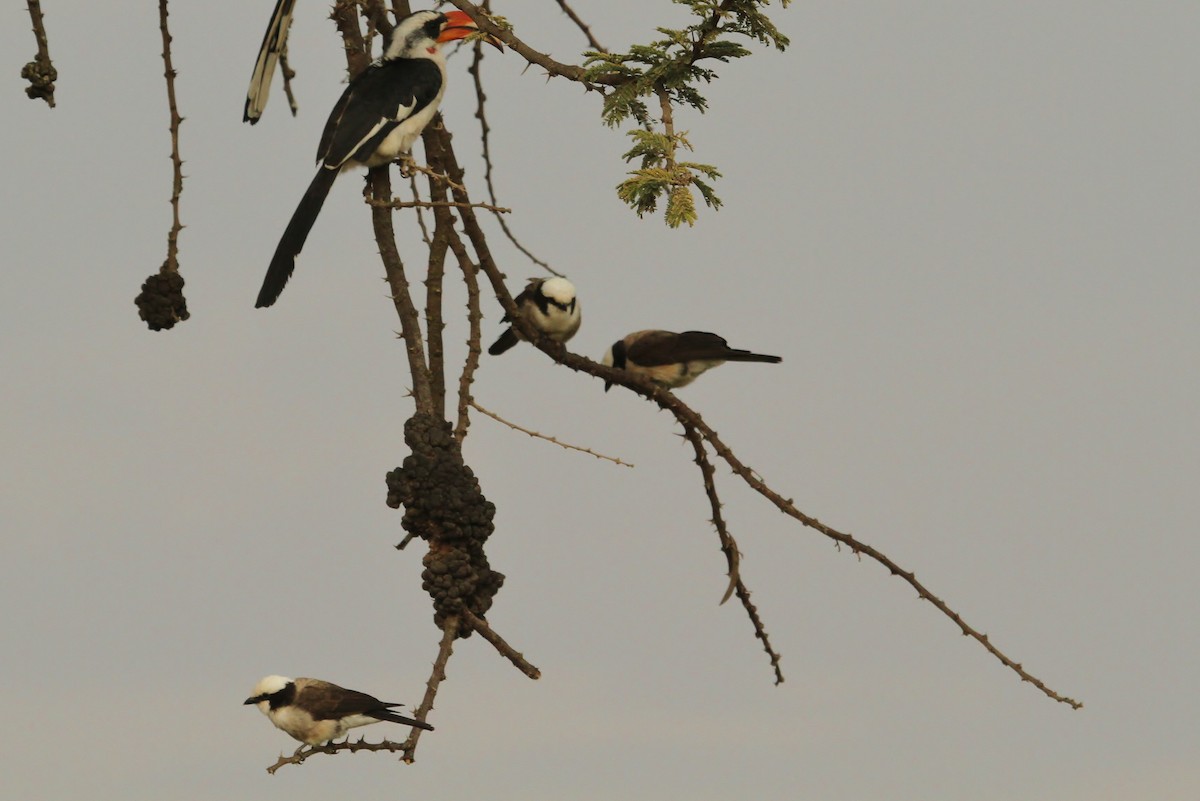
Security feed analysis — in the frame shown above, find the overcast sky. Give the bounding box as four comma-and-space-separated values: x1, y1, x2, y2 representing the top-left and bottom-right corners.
3, 2, 1198, 799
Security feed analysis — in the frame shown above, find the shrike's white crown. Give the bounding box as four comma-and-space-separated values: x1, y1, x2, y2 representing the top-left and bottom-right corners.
540, 277, 576, 305
251, 674, 293, 697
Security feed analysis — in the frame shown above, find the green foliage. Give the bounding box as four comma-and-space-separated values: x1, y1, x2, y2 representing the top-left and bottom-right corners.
617, 130, 723, 228
584, 1, 789, 128
585, 0, 788, 225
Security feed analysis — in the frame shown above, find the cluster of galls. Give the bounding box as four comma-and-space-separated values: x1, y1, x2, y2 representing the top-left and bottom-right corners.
135, 269, 190, 331
21, 58, 57, 103
386, 414, 503, 637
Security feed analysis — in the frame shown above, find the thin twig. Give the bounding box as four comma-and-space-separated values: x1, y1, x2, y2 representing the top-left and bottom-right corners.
471, 399, 634, 468
461, 608, 541, 679
407, 173, 433, 246
158, 0, 184, 273
553, 0, 606, 52
406, 161, 466, 192
419, 128, 528, 344
729, 573, 784, 685
22, 1, 56, 107
680, 424, 784, 684
279, 48, 299, 117
449, 228, 483, 442
680, 426, 741, 605
470, 2, 561, 276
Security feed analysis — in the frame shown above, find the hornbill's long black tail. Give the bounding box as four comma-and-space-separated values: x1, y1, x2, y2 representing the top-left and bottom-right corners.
256, 166, 338, 308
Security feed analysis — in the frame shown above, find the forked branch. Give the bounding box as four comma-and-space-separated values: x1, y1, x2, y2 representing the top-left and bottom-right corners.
526, 344, 1082, 709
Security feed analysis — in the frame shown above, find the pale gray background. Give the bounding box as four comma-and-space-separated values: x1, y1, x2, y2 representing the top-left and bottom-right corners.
3, 2, 1198, 799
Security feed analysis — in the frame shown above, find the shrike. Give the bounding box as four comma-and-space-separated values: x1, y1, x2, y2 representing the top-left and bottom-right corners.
488, 277, 581, 355
601, 330, 782, 390
255, 9, 502, 308
244, 675, 432, 748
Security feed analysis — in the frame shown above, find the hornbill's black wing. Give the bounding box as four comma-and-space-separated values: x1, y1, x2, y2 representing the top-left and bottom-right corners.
244, 0, 298, 124
316, 58, 443, 168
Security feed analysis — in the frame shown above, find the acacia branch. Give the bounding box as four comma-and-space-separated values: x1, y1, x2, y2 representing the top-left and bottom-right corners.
391, 0, 412, 22
676, 402, 1084, 708
158, 0, 184, 274
446, 0, 621, 87
680, 424, 783, 684
369, 169, 435, 412
445, 221, 484, 442
401, 615, 459, 762
469, 3, 561, 276
553, 0, 606, 52
460, 608, 541, 679
471, 399, 634, 468
278, 49, 299, 117
266, 736, 411, 774
363, 0, 394, 45
424, 207, 450, 419
331, 3, 427, 411
680, 427, 741, 605
22, 1, 56, 106
329, 5, 432, 410
330, 0, 373, 77
417, 123, 483, 441
516, 342, 1081, 708
416, 127, 529, 346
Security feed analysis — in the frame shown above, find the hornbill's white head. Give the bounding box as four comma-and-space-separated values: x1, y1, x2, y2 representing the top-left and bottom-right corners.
385, 9, 503, 60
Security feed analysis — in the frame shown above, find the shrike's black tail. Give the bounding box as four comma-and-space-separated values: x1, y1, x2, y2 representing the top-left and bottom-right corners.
370, 708, 435, 731
487, 328, 520, 355
723, 350, 782, 363
256, 166, 338, 308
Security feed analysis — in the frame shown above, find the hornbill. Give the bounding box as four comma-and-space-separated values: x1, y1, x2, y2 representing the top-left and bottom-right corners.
255, 9, 501, 308
601, 330, 782, 390
488, 277, 582, 355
